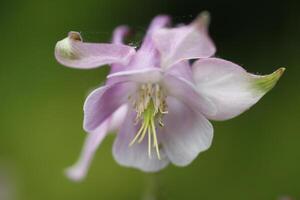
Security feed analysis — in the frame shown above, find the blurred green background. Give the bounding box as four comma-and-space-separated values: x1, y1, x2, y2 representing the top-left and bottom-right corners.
0, 0, 299, 199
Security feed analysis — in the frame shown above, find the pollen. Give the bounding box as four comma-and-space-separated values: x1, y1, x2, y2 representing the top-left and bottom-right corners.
129, 83, 168, 160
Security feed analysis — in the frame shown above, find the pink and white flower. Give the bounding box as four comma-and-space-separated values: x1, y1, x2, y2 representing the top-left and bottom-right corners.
55, 12, 285, 181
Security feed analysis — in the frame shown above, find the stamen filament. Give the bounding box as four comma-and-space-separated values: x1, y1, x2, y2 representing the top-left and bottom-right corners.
138, 120, 149, 143
151, 119, 161, 160
129, 122, 145, 146
148, 128, 151, 158
138, 107, 151, 143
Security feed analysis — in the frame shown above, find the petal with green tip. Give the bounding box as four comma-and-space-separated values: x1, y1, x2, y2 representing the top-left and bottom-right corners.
192, 58, 285, 121
251, 67, 285, 93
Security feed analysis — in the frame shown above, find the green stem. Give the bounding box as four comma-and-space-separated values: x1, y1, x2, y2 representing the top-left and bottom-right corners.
142, 174, 161, 200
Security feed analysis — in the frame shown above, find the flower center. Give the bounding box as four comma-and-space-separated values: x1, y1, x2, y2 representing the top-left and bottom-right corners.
129, 83, 168, 160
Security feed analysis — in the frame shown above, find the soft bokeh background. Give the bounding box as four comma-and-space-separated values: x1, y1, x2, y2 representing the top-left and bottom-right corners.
0, 0, 299, 199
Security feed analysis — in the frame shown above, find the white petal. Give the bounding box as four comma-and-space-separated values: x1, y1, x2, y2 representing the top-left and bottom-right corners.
162, 73, 217, 117
165, 60, 194, 83
192, 58, 285, 120
160, 97, 213, 166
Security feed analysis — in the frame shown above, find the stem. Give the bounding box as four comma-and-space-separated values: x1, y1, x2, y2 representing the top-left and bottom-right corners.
142, 173, 161, 200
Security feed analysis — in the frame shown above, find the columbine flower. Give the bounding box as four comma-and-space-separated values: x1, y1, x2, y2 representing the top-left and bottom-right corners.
55, 12, 285, 181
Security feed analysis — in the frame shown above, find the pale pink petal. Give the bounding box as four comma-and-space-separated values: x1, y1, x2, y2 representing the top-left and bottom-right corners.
65, 121, 109, 181
192, 58, 285, 120
153, 12, 216, 68
140, 15, 171, 51
65, 105, 128, 181
108, 26, 132, 83
165, 60, 194, 83
162, 73, 217, 117
160, 97, 213, 166
126, 15, 171, 71
113, 111, 169, 172
107, 105, 128, 132
107, 68, 163, 85
55, 31, 136, 69
112, 25, 130, 44
83, 82, 137, 132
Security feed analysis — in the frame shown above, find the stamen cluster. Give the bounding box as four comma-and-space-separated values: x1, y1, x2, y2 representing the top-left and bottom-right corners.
129, 83, 168, 159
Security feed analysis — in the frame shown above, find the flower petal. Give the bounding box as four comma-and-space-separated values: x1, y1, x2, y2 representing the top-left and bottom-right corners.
83, 82, 137, 132
112, 25, 130, 45
65, 121, 109, 181
162, 73, 217, 117
153, 12, 216, 68
160, 97, 213, 166
165, 60, 194, 83
55, 31, 136, 69
107, 26, 133, 84
107, 105, 129, 132
140, 15, 171, 51
65, 105, 128, 181
192, 58, 285, 120
113, 111, 169, 172
125, 15, 171, 71
107, 68, 163, 85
